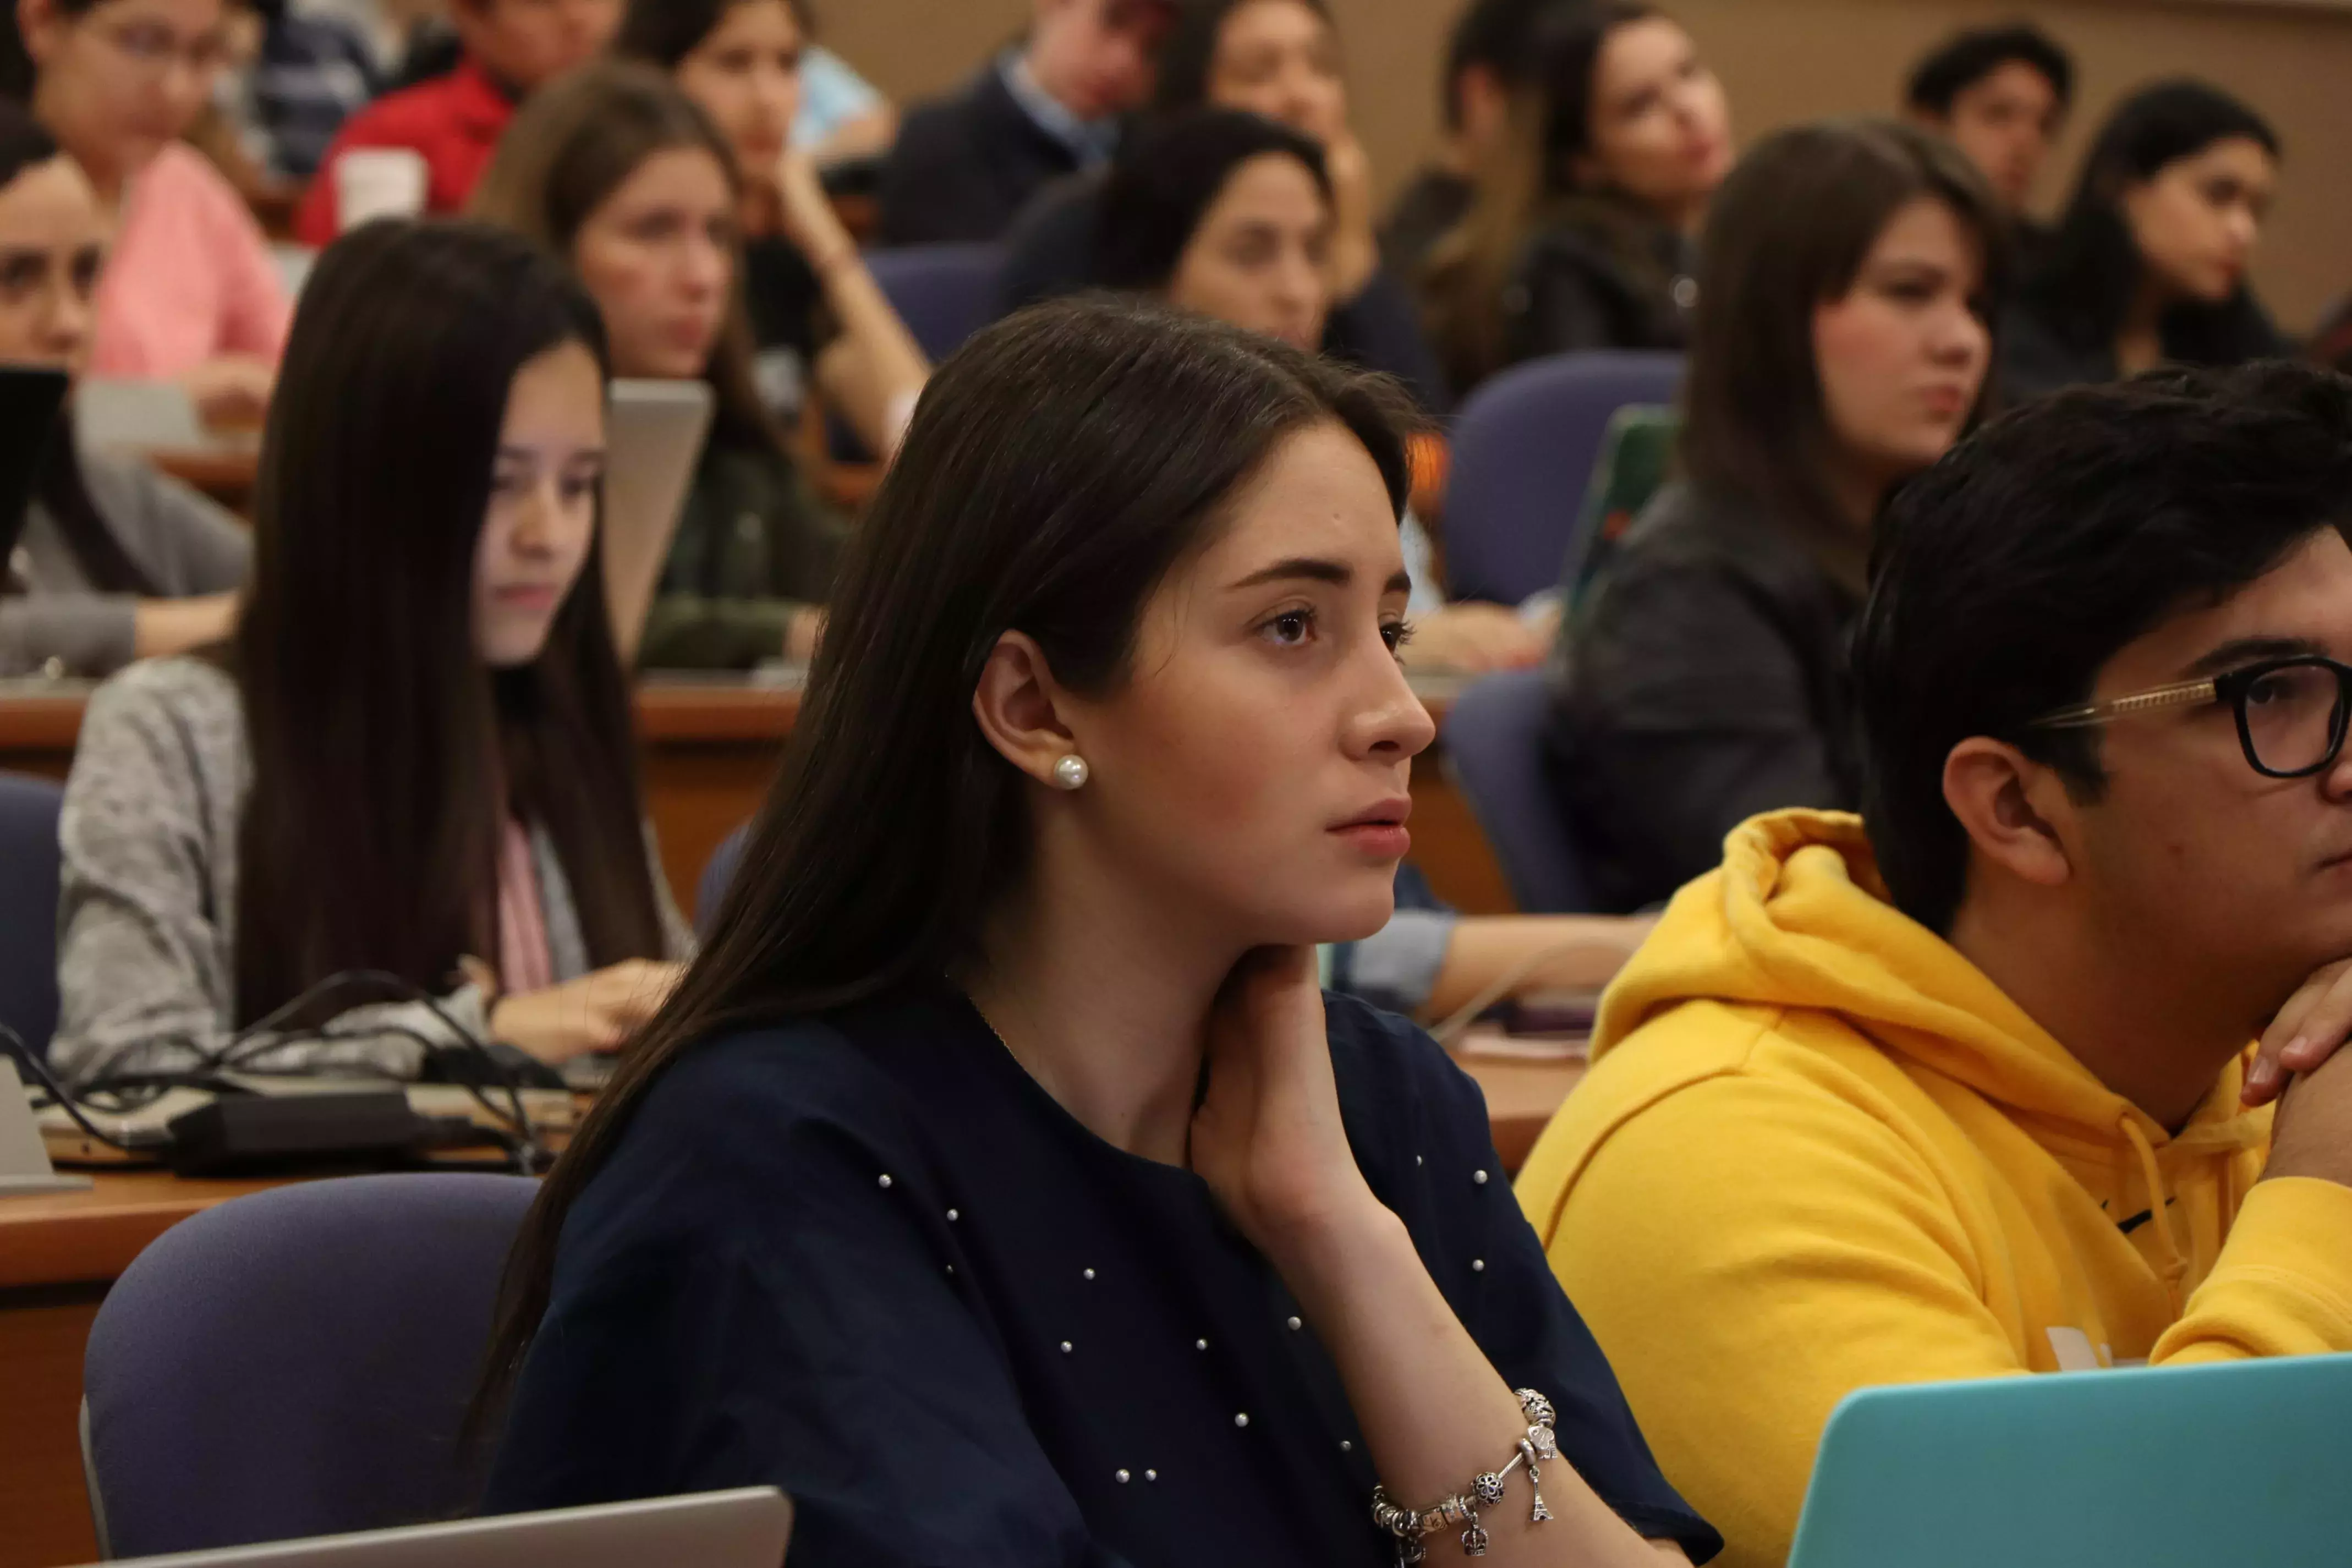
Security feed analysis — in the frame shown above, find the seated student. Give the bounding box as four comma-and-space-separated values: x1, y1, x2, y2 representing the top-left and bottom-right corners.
1517, 360, 2352, 1568
294, 0, 619, 243
875, 0, 1176, 246
478, 297, 1721, 1567
1002, 0, 1448, 414
1901, 21, 2071, 259
1549, 120, 1999, 914
1418, 2, 1729, 399
1381, 0, 1562, 287
615, 0, 926, 447
472, 62, 845, 670
50, 220, 688, 1085
4, 0, 290, 422
0, 101, 246, 679
2004, 80, 2284, 403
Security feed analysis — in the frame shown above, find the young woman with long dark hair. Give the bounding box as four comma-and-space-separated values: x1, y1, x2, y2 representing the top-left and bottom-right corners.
1549, 120, 2002, 914
1419, 1, 1730, 397
472, 61, 847, 670
0, 96, 246, 678
2003, 80, 2284, 402
50, 221, 688, 1085
613, 0, 926, 445
478, 298, 1720, 1566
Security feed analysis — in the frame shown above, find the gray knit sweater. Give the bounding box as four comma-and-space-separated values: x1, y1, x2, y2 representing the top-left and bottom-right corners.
2, 451, 251, 678
51, 657, 692, 1085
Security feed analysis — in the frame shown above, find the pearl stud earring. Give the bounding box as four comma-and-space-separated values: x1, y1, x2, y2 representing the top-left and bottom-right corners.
1052, 754, 1090, 791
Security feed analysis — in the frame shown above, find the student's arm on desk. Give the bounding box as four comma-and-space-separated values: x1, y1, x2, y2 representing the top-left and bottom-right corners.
50, 667, 487, 1084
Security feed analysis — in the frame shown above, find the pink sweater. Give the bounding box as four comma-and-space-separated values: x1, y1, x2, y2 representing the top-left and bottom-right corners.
91, 144, 293, 378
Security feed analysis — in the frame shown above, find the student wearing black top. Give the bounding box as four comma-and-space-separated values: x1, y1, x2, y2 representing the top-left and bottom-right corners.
2003, 81, 2285, 404
1381, 0, 1566, 286
1549, 121, 2000, 913
875, 0, 1178, 246
616, 0, 927, 443
1901, 23, 2073, 254
1419, 2, 1730, 399
479, 298, 1721, 1567
1001, 0, 1448, 414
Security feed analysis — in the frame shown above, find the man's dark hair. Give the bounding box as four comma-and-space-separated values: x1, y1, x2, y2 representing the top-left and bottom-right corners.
1905, 23, 2074, 119
1441, 0, 1560, 130
1854, 361, 2352, 934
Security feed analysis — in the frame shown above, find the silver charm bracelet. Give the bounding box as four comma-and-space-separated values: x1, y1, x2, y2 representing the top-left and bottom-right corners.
1369, 1389, 1559, 1562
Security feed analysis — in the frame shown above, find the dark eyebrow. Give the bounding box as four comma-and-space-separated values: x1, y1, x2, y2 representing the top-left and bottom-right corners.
2179, 635, 2327, 679
1226, 557, 1413, 598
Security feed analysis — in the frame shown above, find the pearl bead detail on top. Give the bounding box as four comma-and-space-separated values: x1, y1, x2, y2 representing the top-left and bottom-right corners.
877, 1174, 892, 1189
1474, 1170, 1489, 1185
1234, 1413, 1249, 1428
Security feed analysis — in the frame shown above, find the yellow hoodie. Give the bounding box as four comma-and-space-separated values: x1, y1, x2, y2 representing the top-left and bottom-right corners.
1516, 810, 2352, 1568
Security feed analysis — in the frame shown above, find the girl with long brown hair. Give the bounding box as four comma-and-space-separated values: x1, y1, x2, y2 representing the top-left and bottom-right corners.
50, 220, 687, 1085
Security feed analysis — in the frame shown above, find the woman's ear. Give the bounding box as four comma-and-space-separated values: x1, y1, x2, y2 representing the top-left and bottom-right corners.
17, 0, 65, 67
971, 629, 1080, 788
1942, 737, 2077, 892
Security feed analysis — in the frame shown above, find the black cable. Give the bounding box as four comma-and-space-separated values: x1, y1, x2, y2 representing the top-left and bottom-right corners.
1, 1023, 169, 1153
37, 969, 557, 1173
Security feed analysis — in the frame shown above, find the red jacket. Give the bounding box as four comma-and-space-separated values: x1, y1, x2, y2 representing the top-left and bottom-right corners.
295, 59, 514, 245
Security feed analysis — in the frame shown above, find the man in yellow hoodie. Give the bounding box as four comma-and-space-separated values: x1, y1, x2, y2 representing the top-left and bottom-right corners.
1518, 361, 2352, 1568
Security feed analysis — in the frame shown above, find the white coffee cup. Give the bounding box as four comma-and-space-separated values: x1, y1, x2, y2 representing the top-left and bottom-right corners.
335, 148, 430, 233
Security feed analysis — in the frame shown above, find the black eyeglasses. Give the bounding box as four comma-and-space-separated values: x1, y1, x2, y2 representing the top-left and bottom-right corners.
2025, 654, 2352, 779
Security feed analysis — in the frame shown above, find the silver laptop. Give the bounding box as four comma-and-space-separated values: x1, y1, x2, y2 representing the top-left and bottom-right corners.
602, 379, 716, 664
70, 1488, 792, 1567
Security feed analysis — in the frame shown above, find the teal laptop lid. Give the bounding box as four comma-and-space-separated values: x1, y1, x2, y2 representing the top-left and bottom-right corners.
1788, 1355, 2352, 1568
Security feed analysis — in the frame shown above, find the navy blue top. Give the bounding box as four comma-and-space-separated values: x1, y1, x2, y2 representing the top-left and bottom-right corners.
483, 985, 1718, 1566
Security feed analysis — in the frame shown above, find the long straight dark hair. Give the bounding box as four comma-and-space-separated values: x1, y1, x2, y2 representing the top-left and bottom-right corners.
476, 297, 1415, 1419
229, 220, 667, 1026
1680, 118, 2006, 593
469, 60, 777, 459
2022, 80, 2281, 368
0, 95, 151, 594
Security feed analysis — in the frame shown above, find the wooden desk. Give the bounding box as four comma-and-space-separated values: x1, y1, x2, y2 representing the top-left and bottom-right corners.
0, 1051, 1575, 1567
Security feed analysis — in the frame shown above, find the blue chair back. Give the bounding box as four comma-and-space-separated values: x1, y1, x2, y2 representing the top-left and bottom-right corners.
1443, 351, 1684, 605
865, 243, 1006, 363
697, 825, 750, 940
82, 1174, 540, 1558
0, 771, 63, 1057
1790, 1354, 2352, 1568
1441, 668, 1594, 913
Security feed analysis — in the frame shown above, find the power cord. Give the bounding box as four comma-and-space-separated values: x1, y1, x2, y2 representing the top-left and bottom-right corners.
24, 969, 557, 1174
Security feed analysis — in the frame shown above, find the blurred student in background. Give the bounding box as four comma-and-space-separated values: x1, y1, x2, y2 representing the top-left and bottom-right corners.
1903, 22, 2072, 255
876, 0, 1177, 246
295, 0, 618, 241
215, 0, 380, 183
615, 0, 925, 442
0, 97, 245, 678
51, 220, 688, 1087
1549, 120, 2000, 914
3, 0, 289, 421
1002, 0, 1447, 414
474, 62, 845, 671
2004, 80, 2283, 402
1381, 0, 1563, 286
1419, 2, 1729, 400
